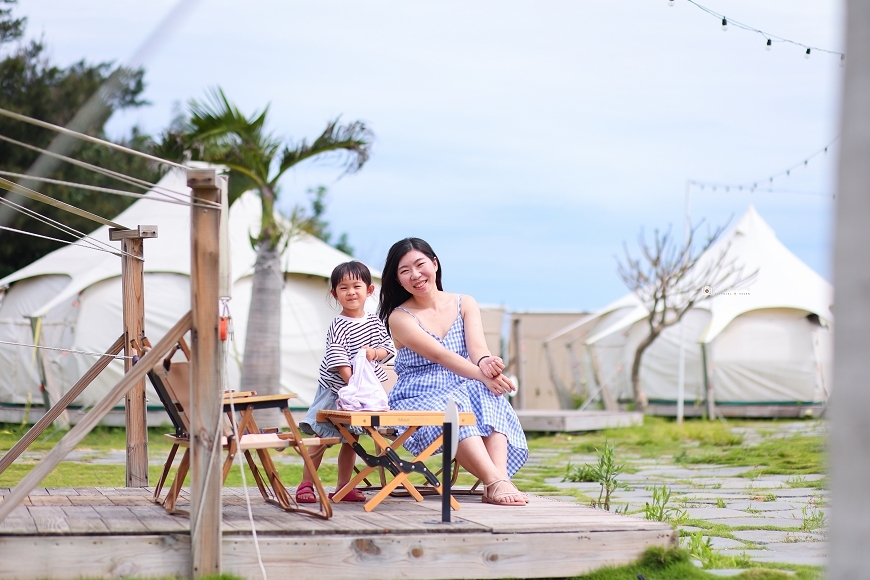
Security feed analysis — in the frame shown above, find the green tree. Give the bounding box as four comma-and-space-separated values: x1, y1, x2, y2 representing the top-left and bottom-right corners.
0, 0, 159, 279
160, 88, 372, 395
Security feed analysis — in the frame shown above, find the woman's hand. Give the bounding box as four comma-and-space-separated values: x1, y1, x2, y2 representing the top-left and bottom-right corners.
477, 356, 505, 378
482, 372, 516, 397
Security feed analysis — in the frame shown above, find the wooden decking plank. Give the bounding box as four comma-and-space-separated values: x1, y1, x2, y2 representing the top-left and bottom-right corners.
46, 488, 78, 496
60, 506, 110, 533
73, 488, 102, 496
28, 506, 72, 533
0, 505, 36, 534
128, 506, 189, 532
68, 495, 112, 506
91, 505, 147, 533
28, 495, 72, 506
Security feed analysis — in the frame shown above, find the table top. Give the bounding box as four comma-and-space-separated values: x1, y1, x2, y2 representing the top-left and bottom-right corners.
222, 393, 297, 410
318, 409, 476, 427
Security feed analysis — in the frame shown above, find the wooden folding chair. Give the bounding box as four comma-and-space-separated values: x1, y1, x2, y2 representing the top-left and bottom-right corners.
146, 338, 339, 519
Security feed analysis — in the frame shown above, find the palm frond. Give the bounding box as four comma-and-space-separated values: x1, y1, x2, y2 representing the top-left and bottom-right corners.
275, 118, 372, 182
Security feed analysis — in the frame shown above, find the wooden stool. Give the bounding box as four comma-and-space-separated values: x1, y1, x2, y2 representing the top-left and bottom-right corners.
317, 410, 476, 512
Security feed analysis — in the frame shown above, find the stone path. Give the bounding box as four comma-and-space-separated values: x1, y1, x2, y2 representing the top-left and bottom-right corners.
533, 420, 828, 572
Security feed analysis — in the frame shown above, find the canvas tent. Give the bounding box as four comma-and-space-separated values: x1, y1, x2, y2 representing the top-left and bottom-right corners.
542, 206, 833, 416
0, 167, 376, 423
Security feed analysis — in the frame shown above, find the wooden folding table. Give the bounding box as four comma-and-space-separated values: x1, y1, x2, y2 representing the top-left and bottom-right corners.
317, 410, 476, 512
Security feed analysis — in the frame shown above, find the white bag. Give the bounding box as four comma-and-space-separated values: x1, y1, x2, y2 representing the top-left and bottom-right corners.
337, 349, 390, 412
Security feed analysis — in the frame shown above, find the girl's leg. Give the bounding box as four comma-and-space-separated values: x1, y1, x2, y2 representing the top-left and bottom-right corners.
455, 435, 524, 505
335, 442, 357, 489
300, 444, 327, 484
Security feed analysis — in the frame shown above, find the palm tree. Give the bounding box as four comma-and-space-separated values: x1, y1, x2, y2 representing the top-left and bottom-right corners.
164, 88, 372, 395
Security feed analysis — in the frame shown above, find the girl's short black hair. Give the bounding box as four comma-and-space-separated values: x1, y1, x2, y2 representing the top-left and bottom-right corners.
330, 261, 372, 291
378, 238, 442, 334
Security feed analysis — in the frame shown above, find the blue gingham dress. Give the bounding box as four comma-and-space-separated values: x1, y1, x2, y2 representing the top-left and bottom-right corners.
389, 296, 528, 477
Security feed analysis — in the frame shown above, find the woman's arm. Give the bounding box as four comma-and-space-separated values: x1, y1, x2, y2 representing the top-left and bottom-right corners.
460, 295, 506, 378
389, 308, 515, 394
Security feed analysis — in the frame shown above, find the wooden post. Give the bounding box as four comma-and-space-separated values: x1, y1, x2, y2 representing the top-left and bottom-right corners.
110, 225, 157, 487
187, 169, 223, 578
830, 1, 870, 576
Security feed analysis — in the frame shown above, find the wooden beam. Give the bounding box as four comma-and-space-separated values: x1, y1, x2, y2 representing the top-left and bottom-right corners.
0, 312, 192, 524
109, 225, 158, 240
0, 334, 125, 475
187, 168, 223, 578
122, 234, 148, 487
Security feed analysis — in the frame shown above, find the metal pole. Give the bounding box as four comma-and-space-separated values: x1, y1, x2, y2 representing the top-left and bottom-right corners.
441, 421, 452, 523
677, 180, 691, 424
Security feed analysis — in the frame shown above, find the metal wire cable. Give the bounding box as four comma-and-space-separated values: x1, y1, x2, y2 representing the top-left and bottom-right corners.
0, 339, 133, 359
0, 194, 139, 259
0, 133, 210, 207
0, 171, 207, 208
0, 106, 188, 170
0, 224, 120, 256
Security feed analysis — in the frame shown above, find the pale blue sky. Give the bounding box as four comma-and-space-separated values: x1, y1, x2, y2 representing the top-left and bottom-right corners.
17, 0, 843, 311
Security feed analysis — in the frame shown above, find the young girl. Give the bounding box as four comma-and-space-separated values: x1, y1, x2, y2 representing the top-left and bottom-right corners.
297, 261, 396, 504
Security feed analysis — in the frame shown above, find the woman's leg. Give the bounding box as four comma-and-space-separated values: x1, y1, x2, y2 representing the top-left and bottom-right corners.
456, 435, 524, 504
482, 432, 509, 479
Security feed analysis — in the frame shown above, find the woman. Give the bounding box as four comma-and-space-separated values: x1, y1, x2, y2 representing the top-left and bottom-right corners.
378, 238, 528, 506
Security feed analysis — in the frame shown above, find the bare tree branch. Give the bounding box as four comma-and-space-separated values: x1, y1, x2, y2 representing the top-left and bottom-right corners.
615, 217, 758, 409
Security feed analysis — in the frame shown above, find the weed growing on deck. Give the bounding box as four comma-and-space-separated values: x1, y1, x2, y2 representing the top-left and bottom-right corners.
796, 504, 828, 532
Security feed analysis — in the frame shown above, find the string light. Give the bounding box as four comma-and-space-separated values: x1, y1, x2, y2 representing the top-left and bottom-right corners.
689, 136, 840, 199
671, 0, 845, 62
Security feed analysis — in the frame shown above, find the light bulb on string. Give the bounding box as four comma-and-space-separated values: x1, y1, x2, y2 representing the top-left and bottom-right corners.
668, 0, 674, 6
805, 48, 811, 59
721, 17, 728, 31
841, 54, 846, 67
766, 38, 772, 51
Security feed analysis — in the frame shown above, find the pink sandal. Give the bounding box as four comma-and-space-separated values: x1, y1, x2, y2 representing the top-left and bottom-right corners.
295, 481, 317, 504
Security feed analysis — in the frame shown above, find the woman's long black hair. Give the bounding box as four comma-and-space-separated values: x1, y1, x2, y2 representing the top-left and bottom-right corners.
378, 237, 443, 334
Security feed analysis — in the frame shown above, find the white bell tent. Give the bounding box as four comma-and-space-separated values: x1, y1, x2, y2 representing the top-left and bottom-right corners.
543, 206, 833, 416
0, 168, 376, 421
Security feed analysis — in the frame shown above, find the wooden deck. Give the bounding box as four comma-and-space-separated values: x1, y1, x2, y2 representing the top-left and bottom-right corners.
0, 487, 675, 580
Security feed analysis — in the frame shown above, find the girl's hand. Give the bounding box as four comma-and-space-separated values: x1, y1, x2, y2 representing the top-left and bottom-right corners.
478, 356, 505, 378
483, 373, 515, 397
364, 346, 378, 361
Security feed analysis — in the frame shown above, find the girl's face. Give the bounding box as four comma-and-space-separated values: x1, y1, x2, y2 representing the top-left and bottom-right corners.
332, 275, 374, 312
396, 250, 438, 296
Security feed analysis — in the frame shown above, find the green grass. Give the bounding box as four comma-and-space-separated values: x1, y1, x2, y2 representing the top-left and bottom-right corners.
682, 435, 825, 475
571, 547, 822, 580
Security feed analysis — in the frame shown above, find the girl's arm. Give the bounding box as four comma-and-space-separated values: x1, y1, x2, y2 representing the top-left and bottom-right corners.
337, 366, 352, 384
460, 295, 506, 379
389, 308, 515, 394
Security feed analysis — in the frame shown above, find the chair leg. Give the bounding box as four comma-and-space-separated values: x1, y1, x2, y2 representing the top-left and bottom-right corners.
163, 448, 190, 514
153, 443, 179, 502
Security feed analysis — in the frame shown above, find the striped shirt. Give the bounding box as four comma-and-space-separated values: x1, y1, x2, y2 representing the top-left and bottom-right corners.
318, 313, 396, 394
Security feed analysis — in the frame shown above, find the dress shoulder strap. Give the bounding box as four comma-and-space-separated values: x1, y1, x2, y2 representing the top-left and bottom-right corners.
457, 294, 463, 315
395, 306, 421, 325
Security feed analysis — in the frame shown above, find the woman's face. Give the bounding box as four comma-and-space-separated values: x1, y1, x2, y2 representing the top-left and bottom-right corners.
396, 250, 438, 296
